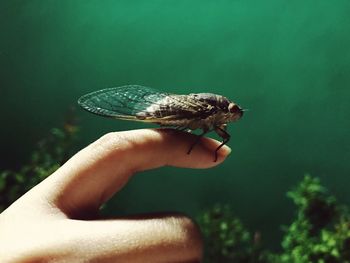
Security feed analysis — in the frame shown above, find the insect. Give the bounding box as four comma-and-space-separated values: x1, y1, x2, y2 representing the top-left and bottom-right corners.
78, 85, 244, 162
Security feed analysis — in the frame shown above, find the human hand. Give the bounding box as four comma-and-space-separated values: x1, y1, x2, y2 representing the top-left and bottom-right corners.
0, 129, 231, 262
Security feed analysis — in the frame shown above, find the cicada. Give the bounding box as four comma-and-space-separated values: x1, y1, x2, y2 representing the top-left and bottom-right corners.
78, 85, 244, 161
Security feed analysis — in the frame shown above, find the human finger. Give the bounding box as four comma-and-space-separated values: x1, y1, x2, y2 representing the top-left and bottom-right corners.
30, 129, 231, 217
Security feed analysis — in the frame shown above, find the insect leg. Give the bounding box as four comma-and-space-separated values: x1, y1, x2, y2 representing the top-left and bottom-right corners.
213, 125, 231, 162
187, 129, 208, 155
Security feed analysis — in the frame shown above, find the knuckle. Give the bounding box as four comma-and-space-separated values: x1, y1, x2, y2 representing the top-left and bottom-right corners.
170, 215, 204, 260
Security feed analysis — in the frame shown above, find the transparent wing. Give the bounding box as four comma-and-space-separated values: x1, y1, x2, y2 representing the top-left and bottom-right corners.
78, 85, 215, 125
78, 85, 172, 120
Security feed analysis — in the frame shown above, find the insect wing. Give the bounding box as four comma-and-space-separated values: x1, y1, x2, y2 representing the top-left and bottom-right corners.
78, 85, 170, 120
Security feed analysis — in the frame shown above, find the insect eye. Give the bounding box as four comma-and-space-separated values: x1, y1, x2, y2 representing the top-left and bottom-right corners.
228, 103, 242, 114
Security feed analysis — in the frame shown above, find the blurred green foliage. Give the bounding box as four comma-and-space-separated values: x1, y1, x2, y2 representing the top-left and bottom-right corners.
2, 117, 350, 263
0, 110, 78, 212
197, 175, 350, 263
197, 204, 270, 262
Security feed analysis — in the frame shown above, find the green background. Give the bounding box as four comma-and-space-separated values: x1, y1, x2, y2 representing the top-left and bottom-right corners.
1, 0, 350, 249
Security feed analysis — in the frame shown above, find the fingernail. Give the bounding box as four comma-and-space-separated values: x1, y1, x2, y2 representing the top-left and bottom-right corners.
219, 145, 231, 157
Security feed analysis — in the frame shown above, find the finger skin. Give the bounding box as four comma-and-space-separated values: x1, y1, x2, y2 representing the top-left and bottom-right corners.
0, 214, 203, 263
32, 129, 230, 216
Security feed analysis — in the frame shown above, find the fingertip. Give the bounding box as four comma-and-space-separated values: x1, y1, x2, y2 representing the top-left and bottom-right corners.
221, 144, 232, 156
150, 129, 230, 168
196, 136, 231, 165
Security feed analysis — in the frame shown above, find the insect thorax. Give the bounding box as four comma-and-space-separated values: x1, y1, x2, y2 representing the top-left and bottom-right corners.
137, 93, 233, 131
